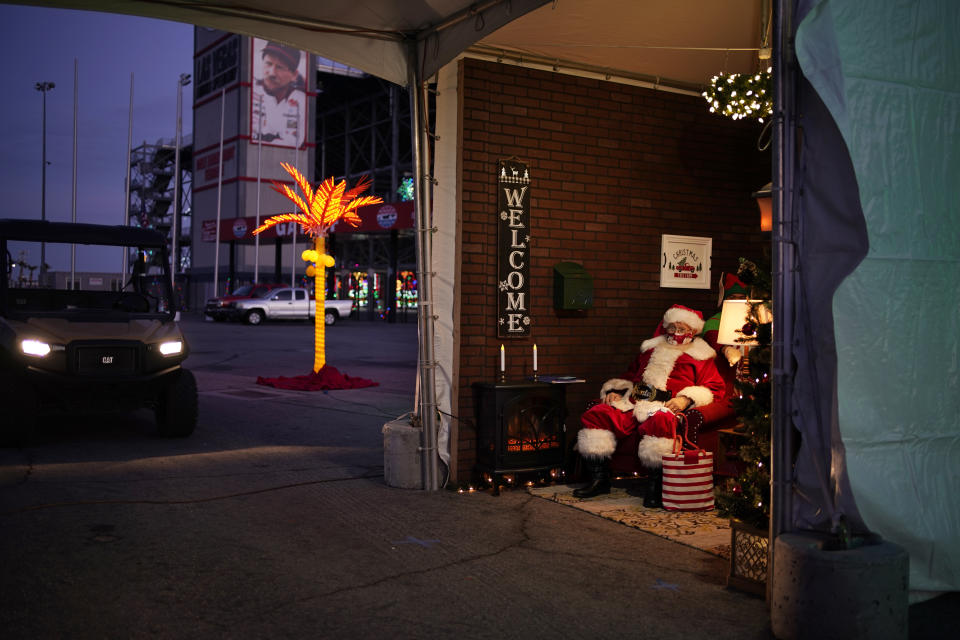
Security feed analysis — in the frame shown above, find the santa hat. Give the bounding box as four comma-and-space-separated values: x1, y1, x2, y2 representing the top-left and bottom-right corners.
661, 304, 705, 334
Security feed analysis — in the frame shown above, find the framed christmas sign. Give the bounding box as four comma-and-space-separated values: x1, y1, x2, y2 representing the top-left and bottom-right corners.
497, 159, 531, 338
660, 234, 711, 289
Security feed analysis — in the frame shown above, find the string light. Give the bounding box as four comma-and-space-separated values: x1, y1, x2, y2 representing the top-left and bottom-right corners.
701, 67, 773, 122
397, 176, 415, 202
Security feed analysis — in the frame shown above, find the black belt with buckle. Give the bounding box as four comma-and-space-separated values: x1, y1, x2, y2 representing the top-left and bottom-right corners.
630, 383, 672, 403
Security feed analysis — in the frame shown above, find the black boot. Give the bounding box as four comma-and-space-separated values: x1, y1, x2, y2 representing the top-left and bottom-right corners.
573, 458, 611, 498
642, 468, 663, 508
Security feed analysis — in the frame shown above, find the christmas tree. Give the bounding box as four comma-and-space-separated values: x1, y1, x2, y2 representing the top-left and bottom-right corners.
715, 257, 773, 529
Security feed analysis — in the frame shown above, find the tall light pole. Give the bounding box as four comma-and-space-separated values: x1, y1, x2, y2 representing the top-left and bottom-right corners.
254, 93, 263, 283
35, 80, 55, 285
171, 72, 191, 289
122, 73, 134, 283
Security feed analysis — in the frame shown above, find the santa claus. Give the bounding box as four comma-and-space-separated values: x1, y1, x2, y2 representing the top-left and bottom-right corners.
573, 304, 727, 505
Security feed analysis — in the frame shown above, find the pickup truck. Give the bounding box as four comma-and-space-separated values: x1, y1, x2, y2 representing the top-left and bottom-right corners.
229, 288, 354, 326
204, 282, 286, 321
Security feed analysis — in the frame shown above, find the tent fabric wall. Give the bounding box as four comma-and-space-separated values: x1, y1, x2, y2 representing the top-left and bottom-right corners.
786, 64, 869, 536
795, 0, 960, 592
431, 62, 463, 474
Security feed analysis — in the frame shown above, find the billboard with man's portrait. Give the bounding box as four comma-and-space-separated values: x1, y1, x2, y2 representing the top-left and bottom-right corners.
251, 38, 308, 148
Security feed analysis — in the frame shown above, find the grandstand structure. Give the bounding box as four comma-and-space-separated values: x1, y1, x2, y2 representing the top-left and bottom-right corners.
128, 136, 192, 275
315, 70, 418, 321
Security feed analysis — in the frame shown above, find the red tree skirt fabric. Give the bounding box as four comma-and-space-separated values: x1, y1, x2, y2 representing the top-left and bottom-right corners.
256, 365, 378, 391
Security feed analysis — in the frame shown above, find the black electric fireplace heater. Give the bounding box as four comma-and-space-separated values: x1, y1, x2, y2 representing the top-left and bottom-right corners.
472, 381, 567, 494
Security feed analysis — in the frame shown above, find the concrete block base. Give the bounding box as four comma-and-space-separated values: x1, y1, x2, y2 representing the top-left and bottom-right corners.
770, 532, 909, 640
382, 417, 422, 489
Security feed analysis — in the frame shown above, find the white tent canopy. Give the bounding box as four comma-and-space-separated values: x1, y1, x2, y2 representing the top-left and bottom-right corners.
11, 1, 766, 88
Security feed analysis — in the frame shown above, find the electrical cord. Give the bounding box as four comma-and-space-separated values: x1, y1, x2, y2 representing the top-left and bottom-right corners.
320, 392, 412, 419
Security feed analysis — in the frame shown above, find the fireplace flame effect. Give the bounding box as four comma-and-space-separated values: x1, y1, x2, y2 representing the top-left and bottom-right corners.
505, 435, 560, 453
505, 411, 560, 453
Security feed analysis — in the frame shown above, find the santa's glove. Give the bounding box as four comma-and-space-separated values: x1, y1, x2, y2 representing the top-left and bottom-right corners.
723, 345, 742, 366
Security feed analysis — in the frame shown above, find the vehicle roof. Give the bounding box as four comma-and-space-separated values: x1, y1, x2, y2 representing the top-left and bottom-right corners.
0, 219, 167, 247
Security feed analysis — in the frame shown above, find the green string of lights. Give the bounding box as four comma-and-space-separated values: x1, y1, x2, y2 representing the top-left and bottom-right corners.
397, 176, 415, 202
702, 67, 772, 121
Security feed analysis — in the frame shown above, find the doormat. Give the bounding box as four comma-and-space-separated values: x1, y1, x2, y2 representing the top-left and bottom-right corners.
528, 484, 731, 559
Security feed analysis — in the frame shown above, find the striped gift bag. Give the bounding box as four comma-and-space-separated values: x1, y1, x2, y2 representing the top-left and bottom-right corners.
661, 449, 714, 511
661, 416, 714, 511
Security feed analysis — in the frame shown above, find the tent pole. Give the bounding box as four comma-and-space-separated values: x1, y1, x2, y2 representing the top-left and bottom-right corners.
771, 0, 798, 544
408, 47, 440, 491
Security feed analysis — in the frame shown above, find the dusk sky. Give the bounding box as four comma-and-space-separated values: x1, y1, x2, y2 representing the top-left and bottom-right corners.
0, 5, 194, 271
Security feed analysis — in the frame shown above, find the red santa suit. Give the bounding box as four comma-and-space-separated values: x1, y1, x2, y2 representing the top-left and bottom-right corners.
576, 306, 727, 468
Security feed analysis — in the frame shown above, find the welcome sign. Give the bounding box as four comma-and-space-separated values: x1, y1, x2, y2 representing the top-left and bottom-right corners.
497, 159, 531, 338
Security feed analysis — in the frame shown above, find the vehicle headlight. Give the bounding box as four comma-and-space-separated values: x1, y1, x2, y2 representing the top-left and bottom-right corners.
158, 341, 183, 356
21, 339, 52, 357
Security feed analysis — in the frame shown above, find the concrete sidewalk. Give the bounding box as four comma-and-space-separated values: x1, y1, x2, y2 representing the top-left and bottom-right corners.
1, 471, 770, 638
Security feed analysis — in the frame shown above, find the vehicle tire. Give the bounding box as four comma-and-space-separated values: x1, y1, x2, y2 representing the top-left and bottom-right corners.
155, 369, 198, 438
244, 309, 264, 325
324, 310, 338, 326
0, 373, 36, 447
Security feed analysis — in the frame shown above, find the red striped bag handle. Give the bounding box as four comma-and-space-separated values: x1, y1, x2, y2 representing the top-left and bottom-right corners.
674, 413, 707, 463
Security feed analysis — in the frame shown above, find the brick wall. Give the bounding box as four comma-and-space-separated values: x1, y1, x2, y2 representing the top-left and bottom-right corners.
455, 58, 770, 484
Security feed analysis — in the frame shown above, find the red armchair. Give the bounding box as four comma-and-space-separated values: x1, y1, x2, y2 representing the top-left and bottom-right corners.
603, 347, 743, 478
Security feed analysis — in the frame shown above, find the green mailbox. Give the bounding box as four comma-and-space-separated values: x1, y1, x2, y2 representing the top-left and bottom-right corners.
553, 261, 593, 310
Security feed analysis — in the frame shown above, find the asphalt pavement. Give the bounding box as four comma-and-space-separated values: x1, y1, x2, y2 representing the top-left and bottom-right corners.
0, 312, 955, 638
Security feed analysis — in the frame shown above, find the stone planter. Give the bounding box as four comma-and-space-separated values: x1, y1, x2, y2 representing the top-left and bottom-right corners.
727, 519, 769, 596
770, 531, 908, 640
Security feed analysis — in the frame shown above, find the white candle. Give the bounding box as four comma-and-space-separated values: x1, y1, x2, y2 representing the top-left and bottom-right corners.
500, 344, 505, 372
533, 343, 538, 371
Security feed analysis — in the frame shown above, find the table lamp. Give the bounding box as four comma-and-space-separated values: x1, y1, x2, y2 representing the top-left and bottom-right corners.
717, 299, 772, 380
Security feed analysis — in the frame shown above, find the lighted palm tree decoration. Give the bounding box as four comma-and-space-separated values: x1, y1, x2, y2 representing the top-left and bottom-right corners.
253, 162, 382, 373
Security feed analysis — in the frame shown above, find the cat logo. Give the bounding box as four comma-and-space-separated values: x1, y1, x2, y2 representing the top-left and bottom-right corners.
102, 356, 114, 364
